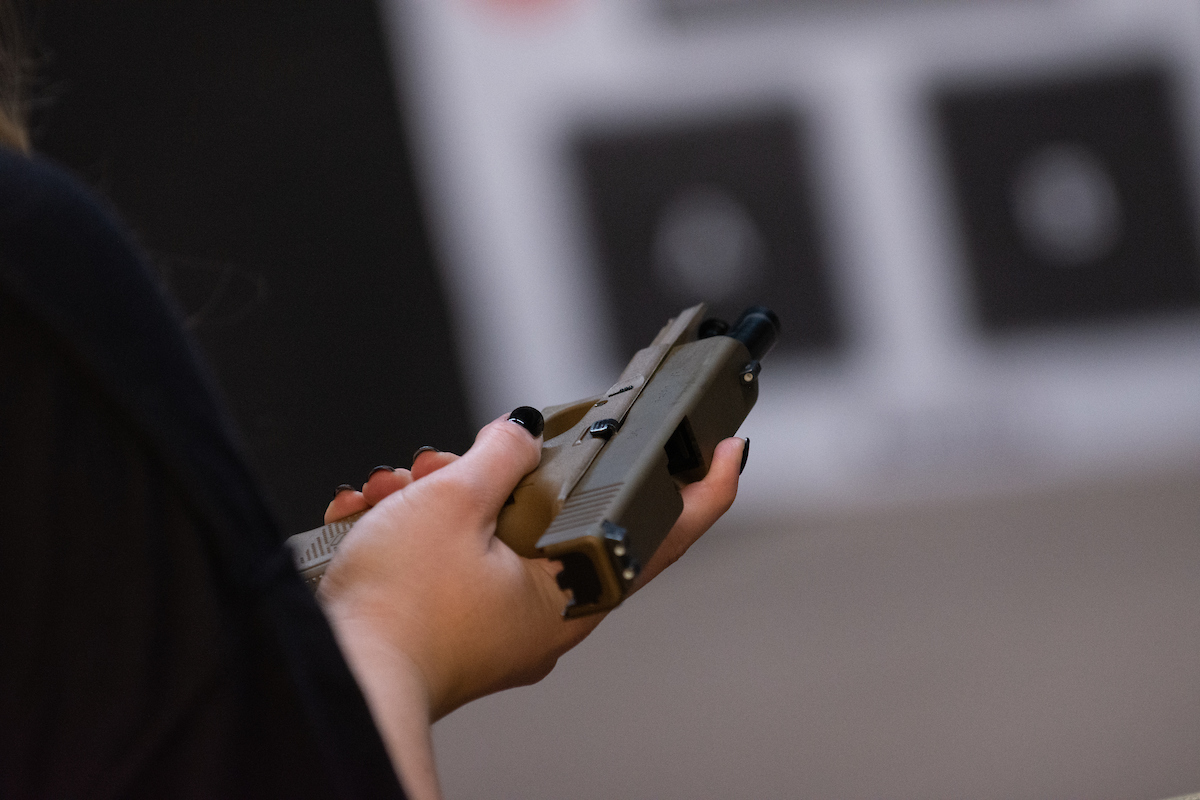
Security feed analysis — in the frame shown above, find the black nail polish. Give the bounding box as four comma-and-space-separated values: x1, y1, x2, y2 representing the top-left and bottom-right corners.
368, 465, 395, 479
507, 406, 544, 438
333, 483, 355, 499
411, 445, 440, 464
739, 438, 750, 475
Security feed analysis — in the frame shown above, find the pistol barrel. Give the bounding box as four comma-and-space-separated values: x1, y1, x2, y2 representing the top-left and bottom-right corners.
727, 305, 780, 361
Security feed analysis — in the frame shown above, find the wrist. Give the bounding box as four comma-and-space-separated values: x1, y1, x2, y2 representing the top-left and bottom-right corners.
320, 600, 444, 799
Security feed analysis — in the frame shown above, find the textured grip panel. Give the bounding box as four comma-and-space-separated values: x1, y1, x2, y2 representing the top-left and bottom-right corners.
286, 510, 366, 590
540, 483, 622, 543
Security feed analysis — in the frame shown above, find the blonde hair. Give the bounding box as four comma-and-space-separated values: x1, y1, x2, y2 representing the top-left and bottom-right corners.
0, 111, 27, 151
0, 0, 29, 152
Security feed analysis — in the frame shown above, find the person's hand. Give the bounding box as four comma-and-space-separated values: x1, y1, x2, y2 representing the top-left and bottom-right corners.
320, 415, 745, 715
314, 411, 743, 798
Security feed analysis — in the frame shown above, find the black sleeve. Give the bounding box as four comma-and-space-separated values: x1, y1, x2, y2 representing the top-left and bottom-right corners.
0, 149, 405, 799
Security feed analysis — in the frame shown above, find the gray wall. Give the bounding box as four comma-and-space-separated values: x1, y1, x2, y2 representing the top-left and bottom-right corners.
387, 4, 1200, 791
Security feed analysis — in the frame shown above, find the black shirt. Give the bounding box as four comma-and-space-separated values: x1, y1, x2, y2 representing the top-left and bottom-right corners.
0, 148, 405, 799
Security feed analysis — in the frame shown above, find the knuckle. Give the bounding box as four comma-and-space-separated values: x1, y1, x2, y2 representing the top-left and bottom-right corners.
496, 415, 539, 448
418, 469, 494, 527
476, 420, 541, 473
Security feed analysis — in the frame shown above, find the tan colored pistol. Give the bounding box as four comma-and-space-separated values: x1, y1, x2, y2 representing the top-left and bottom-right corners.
286, 303, 779, 617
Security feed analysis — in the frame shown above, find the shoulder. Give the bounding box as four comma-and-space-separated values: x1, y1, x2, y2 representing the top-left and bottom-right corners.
0, 147, 165, 318
0, 146, 128, 256
0, 146, 406, 798
0, 145, 259, 553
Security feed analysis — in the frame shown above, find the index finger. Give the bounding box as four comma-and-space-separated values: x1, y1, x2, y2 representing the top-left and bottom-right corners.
631, 436, 743, 591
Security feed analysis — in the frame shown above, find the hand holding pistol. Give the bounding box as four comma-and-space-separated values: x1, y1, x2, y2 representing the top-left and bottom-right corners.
286, 303, 779, 617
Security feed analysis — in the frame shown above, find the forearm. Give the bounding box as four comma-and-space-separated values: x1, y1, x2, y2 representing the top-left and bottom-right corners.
326, 614, 443, 800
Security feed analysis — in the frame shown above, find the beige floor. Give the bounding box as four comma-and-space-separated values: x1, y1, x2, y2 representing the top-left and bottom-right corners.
434, 467, 1200, 799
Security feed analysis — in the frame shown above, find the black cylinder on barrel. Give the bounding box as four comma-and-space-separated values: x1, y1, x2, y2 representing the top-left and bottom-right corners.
726, 306, 780, 361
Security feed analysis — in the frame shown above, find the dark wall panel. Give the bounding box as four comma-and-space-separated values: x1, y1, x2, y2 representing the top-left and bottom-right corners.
576, 111, 839, 360
937, 67, 1200, 333
32, 1, 473, 533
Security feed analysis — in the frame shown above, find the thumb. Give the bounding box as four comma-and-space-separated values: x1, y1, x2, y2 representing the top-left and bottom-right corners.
437, 407, 544, 525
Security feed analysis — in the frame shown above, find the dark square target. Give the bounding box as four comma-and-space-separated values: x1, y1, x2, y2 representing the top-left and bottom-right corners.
936, 67, 1200, 332
574, 111, 840, 359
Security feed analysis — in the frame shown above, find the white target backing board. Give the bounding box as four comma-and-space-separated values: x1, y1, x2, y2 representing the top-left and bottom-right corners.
378, 0, 1200, 516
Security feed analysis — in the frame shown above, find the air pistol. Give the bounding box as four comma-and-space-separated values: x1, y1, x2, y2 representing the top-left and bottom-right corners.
287, 303, 779, 617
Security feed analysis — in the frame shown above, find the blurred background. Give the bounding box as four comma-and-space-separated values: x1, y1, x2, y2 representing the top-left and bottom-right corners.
28, 0, 1200, 797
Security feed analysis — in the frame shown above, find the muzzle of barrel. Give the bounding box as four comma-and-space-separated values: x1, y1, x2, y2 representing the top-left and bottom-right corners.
727, 306, 780, 361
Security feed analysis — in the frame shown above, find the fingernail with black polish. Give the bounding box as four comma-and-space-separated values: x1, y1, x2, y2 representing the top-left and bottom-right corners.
368, 465, 395, 479
333, 483, 355, 499
411, 445, 440, 464
507, 406, 544, 438
739, 438, 750, 475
